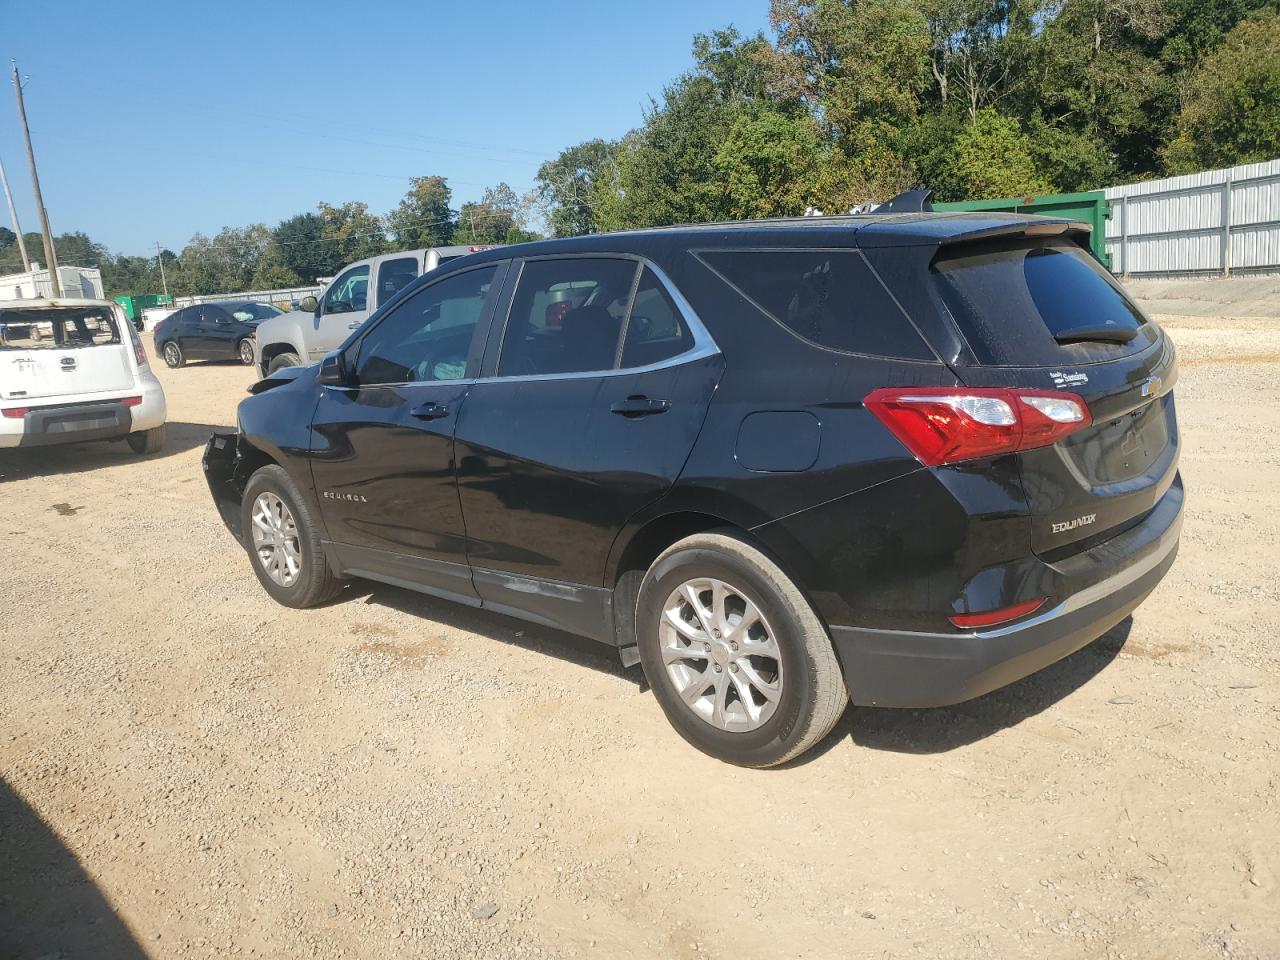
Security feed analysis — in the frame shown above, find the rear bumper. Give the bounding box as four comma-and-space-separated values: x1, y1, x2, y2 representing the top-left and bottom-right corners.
831, 480, 1183, 707
0, 372, 165, 449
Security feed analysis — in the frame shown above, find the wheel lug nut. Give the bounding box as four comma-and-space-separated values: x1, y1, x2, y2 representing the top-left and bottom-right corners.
730, 663, 738, 673
713, 664, 722, 672
713, 630, 721, 638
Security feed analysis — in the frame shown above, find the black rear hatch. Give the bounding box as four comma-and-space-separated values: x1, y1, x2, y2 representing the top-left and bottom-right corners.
926, 235, 1179, 557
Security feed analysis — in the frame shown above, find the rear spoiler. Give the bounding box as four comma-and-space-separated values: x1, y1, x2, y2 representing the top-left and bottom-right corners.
936, 220, 1092, 248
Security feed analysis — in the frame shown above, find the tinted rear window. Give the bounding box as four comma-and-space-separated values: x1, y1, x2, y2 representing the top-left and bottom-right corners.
932, 240, 1155, 366
697, 250, 932, 360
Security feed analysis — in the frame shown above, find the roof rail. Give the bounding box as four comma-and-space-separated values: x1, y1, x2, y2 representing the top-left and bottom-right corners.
873, 189, 934, 214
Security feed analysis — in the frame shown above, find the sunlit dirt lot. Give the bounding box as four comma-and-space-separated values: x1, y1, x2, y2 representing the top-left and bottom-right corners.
1, 315, 1277, 959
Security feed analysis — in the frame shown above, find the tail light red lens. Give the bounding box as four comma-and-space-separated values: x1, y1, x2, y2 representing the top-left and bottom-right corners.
949, 597, 1047, 629
864, 387, 1091, 467
133, 341, 148, 366
123, 395, 143, 408
2, 407, 29, 419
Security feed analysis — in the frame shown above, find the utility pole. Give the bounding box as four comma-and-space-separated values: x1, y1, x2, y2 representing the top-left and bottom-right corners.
155, 241, 168, 295
11, 60, 60, 297
0, 152, 30, 271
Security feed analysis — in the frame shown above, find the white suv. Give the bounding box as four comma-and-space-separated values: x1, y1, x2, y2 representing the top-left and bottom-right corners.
0, 298, 167, 453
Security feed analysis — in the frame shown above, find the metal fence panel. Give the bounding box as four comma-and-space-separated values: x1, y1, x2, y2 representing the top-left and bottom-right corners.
1104, 159, 1280, 277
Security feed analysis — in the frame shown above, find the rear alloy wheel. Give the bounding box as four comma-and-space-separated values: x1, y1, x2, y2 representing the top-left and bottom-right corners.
238, 339, 255, 365
637, 531, 847, 767
240, 465, 343, 608
162, 341, 184, 368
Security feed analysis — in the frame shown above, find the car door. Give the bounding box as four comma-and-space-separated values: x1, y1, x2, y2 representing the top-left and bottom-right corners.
196, 305, 234, 358
309, 261, 507, 604
167, 307, 197, 355
454, 256, 723, 639
309, 262, 372, 362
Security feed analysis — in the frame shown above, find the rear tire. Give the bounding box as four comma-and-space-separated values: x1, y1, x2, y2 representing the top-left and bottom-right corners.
241, 465, 343, 608
267, 351, 301, 374
636, 530, 847, 767
162, 341, 184, 368
237, 339, 256, 365
126, 424, 165, 455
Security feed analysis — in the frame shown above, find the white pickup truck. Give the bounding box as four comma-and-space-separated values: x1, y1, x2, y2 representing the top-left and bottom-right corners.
253, 245, 498, 377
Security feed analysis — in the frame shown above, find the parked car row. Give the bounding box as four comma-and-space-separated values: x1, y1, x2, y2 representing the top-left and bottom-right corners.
202, 207, 1184, 767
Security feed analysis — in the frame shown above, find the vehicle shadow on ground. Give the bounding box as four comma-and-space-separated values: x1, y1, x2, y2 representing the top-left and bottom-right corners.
0, 778, 150, 959
0, 421, 226, 482
343, 581, 643, 685
797, 618, 1133, 762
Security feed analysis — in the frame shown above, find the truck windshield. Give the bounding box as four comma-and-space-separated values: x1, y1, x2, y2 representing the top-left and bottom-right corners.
0, 307, 122, 350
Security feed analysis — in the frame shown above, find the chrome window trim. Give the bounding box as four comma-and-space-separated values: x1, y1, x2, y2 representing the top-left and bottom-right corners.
476, 257, 719, 385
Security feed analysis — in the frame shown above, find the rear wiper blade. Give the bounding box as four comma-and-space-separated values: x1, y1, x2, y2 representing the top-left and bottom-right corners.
1053, 325, 1138, 345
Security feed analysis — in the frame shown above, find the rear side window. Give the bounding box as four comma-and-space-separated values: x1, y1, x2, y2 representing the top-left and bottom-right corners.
0, 307, 121, 350
696, 250, 932, 360
932, 240, 1153, 366
498, 258, 639, 376
620, 268, 694, 368
377, 257, 420, 306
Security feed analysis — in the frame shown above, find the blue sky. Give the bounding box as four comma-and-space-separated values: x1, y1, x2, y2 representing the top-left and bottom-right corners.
0, 0, 768, 259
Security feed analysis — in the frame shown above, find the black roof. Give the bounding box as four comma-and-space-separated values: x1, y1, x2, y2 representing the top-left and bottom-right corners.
459, 212, 1091, 268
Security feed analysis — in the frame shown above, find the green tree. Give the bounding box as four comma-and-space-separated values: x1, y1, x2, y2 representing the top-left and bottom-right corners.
0, 226, 14, 252
712, 109, 824, 217
387, 175, 455, 248
272, 212, 337, 282
535, 139, 619, 237
452, 183, 526, 245
924, 107, 1053, 200
318, 201, 387, 266
1164, 12, 1280, 171
597, 28, 775, 230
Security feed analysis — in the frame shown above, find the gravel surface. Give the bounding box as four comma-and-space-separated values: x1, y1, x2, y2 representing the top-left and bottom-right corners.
1, 317, 1277, 959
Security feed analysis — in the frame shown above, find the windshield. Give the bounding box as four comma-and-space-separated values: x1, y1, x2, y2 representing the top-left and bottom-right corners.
932, 239, 1156, 366
231, 302, 282, 322
0, 306, 122, 350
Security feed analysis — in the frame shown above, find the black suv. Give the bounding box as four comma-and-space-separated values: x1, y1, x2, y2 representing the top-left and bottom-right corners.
204, 213, 1182, 767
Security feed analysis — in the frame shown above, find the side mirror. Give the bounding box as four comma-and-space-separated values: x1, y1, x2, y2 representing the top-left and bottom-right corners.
318, 351, 347, 386
300, 295, 319, 314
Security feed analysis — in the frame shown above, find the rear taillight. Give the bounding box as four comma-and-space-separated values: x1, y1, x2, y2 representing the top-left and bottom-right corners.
123, 395, 143, 408
949, 597, 1047, 629
864, 387, 1091, 467
133, 340, 148, 366
2, 407, 28, 419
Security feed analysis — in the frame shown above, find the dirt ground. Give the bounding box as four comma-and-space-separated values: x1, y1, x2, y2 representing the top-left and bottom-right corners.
1, 314, 1277, 960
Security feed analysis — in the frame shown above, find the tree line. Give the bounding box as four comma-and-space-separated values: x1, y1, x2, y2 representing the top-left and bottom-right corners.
0, 178, 537, 298
2, 0, 1277, 298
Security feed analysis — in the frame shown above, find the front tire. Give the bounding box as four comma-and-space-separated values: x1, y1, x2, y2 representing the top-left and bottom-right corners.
636, 531, 847, 767
237, 339, 256, 365
162, 341, 184, 368
266, 351, 301, 375
126, 424, 165, 454
241, 465, 343, 608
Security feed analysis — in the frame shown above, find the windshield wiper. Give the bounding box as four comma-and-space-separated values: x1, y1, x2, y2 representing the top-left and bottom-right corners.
1054, 324, 1138, 345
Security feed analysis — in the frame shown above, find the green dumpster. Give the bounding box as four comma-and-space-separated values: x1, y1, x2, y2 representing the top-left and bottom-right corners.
933, 190, 1111, 269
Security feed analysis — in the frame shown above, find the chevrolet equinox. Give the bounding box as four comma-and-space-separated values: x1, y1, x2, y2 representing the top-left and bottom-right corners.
204, 212, 1182, 767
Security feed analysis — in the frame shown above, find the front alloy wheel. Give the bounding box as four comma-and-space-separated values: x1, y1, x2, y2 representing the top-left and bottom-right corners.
238, 339, 255, 365
661, 577, 783, 731
251, 491, 301, 587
